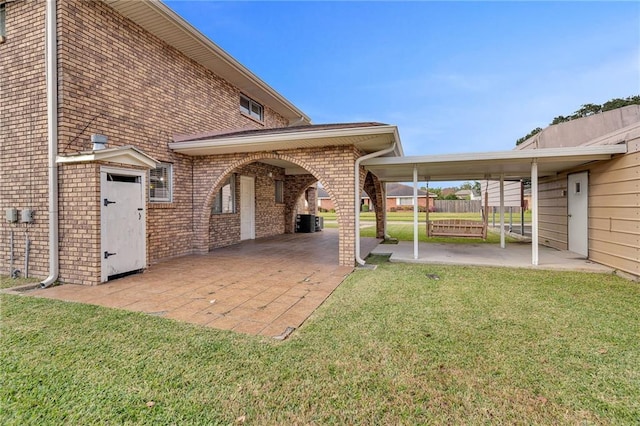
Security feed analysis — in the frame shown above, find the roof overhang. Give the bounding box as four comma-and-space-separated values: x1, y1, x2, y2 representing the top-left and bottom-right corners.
362, 144, 628, 182
169, 125, 404, 157
101, 0, 310, 125
56, 146, 160, 169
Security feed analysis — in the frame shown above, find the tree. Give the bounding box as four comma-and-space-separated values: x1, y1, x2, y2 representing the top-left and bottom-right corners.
515, 95, 640, 146
515, 127, 543, 146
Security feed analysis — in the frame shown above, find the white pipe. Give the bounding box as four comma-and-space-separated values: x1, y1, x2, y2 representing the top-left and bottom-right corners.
531, 160, 539, 265
40, 0, 59, 288
413, 164, 418, 260
382, 182, 390, 239
500, 174, 505, 248
355, 142, 397, 265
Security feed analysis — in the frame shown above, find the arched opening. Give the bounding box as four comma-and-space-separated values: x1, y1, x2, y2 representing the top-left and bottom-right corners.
196, 153, 350, 265
362, 171, 385, 239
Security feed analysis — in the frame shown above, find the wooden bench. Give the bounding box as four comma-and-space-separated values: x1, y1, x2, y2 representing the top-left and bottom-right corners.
427, 219, 487, 239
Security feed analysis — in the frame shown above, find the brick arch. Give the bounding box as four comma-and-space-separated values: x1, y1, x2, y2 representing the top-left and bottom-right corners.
284, 174, 319, 234
362, 171, 385, 238
195, 152, 348, 261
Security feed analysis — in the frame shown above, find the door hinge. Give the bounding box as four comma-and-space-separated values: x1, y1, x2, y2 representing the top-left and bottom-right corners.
104, 198, 116, 207
104, 251, 117, 259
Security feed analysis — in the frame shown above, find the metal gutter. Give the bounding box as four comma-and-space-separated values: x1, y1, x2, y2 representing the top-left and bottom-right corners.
40, 0, 58, 288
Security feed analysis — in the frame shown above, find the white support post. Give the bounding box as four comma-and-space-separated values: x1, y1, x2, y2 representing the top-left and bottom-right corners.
382, 182, 388, 239
413, 165, 419, 260
500, 174, 505, 249
531, 160, 539, 265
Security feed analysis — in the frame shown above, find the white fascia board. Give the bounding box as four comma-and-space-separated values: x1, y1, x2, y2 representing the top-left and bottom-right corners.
57, 146, 160, 169
169, 125, 403, 155
362, 144, 627, 166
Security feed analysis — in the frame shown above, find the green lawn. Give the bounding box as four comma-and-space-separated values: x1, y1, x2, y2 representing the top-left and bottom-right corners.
2, 264, 638, 424
324, 222, 517, 244
319, 210, 532, 224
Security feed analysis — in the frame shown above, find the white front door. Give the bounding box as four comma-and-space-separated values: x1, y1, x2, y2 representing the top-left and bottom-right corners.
101, 168, 146, 281
568, 172, 588, 257
240, 175, 255, 240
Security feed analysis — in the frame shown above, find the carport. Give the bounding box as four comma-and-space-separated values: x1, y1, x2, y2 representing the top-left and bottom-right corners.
361, 144, 627, 265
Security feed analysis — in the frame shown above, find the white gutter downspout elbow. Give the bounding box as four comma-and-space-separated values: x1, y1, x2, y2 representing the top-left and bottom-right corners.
355, 142, 397, 266
40, 0, 59, 288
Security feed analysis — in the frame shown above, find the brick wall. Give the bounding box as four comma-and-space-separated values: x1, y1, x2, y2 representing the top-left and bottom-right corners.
208, 162, 287, 250
2, 1, 365, 284
1, 1, 292, 283
57, 162, 101, 285
193, 146, 359, 266
0, 1, 49, 279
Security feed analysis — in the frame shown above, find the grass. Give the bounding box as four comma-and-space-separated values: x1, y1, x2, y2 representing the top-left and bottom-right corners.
324, 221, 518, 244
319, 211, 532, 224
2, 264, 639, 424
0, 276, 39, 290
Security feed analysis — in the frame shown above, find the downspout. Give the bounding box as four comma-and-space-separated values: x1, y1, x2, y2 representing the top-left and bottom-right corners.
355, 142, 397, 266
40, 0, 59, 288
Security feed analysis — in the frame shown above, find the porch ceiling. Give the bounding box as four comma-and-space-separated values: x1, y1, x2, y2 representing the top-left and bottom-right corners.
362, 144, 628, 182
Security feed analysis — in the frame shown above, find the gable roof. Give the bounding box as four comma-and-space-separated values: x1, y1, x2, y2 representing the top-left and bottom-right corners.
101, 0, 310, 125
386, 183, 428, 197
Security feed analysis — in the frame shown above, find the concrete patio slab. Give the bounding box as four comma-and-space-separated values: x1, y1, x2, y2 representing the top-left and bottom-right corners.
23, 229, 380, 338
371, 240, 614, 274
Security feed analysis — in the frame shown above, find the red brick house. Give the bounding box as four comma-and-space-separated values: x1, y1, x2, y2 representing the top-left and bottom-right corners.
318, 183, 435, 212
1, 0, 400, 285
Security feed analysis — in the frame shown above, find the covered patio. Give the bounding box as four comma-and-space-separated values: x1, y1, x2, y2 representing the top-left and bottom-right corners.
371, 240, 613, 273
362, 144, 627, 266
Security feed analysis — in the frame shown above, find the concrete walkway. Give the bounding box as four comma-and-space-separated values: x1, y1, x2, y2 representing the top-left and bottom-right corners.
25, 229, 380, 338
371, 240, 614, 273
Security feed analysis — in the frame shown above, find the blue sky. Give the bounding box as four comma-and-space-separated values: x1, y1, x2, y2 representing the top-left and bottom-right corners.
165, 1, 640, 158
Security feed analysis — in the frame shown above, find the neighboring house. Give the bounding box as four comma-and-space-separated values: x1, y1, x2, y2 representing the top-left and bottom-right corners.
1, 0, 400, 285
317, 183, 435, 212
454, 189, 479, 200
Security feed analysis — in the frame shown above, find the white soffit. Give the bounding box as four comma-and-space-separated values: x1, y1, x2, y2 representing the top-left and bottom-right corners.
101, 0, 309, 124
362, 145, 628, 182
57, 146, 160, 169
169, 125, 403, 157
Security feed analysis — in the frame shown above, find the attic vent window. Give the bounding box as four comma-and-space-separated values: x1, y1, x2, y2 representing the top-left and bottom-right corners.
240, 94, 263, 122
0, 4, 6, 43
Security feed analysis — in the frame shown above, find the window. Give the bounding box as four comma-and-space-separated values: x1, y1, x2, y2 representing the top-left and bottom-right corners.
0, 4, 6, 43
275, 180, 284, 204
213, 176, 236, 214
150, 163, 172, 202
397, 197, 414, 206
240, 94, 263, 121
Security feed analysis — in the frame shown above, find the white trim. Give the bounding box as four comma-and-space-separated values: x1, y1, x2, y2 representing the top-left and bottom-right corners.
56, 146, 159, 169
363, 145, 627, 166
362, 145, 627, 182
413, 165, 418, 260
170, 125, 403, 157
531, 161, 539, 266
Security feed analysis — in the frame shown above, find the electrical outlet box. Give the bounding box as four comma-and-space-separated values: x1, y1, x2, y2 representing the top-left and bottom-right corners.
6, 208, 18, 223
21, 209, 34, 223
